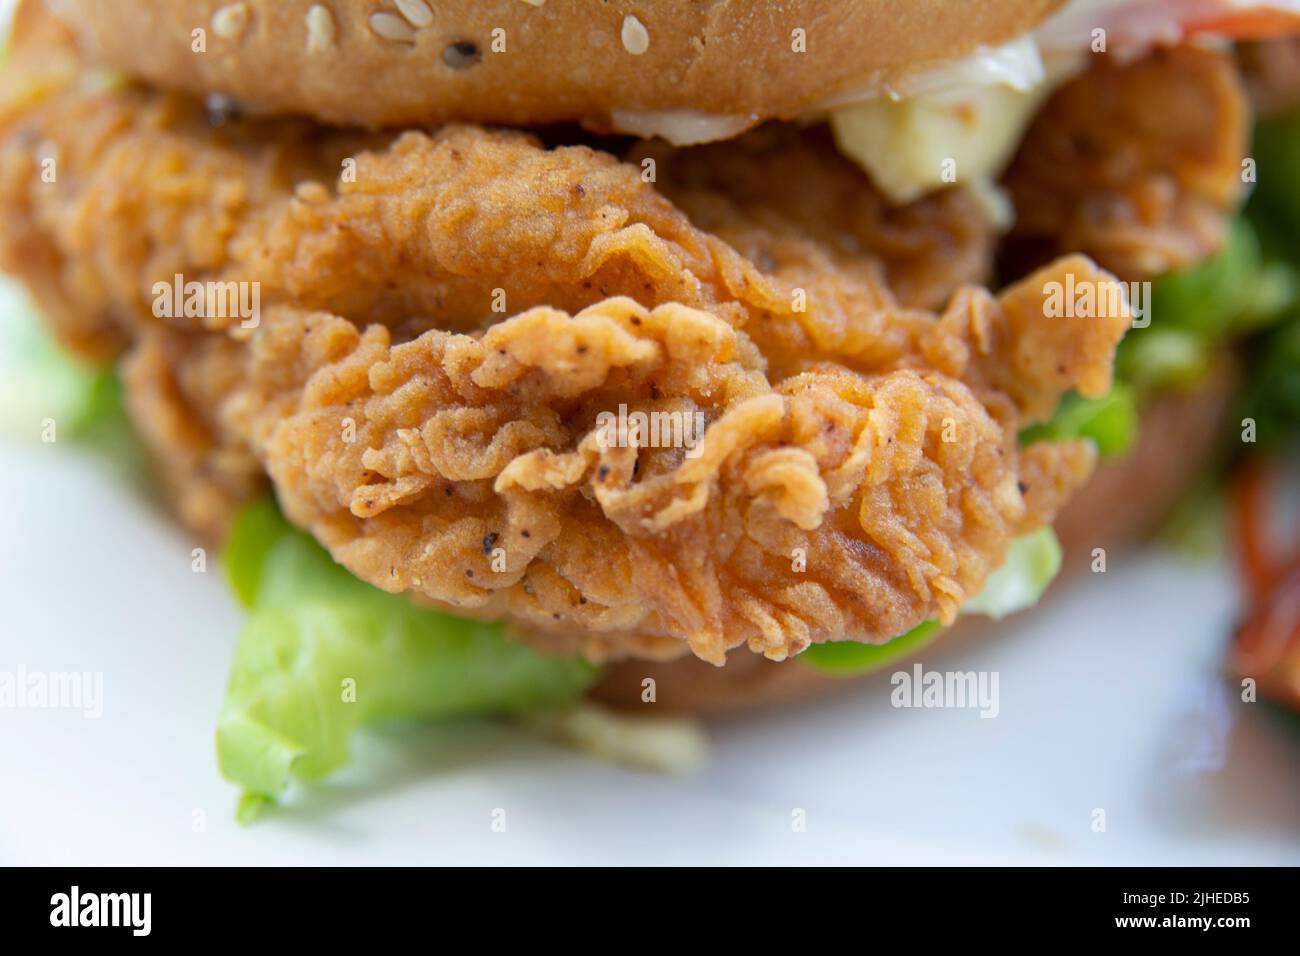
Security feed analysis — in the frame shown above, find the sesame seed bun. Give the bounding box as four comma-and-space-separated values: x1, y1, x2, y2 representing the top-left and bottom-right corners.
588, 369, 1236, 714
43, 0, 1065, 137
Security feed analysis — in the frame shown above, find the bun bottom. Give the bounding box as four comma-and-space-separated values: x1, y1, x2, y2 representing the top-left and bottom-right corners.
588, 370, 1235, 713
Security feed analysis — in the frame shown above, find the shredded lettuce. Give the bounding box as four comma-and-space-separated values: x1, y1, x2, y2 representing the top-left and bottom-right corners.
1118, 217, 1298, 397
0, 282, 105, 440
0, 280, 147, 481
1152, 217, 1294, 340
800, 527, 1061, 675
1020, 386, 1139, 458
1029, 135, 1300, 472
960, 526, 1063, 621
1109, 106, 1300, 444
799, 620, 943, 675
218, 498, 598, 819
1108, 160, 1300, 451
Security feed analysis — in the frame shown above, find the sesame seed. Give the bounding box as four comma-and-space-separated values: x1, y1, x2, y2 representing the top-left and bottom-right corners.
305, 4, 336, 53
394, 0, 433, 27
212, 3, 250, 40
519, 0, 545, 7
370, 11, 416, 42
294, 180, 329, 203
621, 15, 649, 55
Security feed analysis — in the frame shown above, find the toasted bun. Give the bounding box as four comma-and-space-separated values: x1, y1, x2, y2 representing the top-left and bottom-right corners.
589, 370, 1236, 713
43, 0, 1064, 136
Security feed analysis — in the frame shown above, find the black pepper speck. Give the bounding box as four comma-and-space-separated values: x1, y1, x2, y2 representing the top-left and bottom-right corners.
443, 41, 481, 69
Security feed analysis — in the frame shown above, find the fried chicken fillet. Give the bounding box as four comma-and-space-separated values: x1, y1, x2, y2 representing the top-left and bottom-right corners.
0, 5, 1247, 669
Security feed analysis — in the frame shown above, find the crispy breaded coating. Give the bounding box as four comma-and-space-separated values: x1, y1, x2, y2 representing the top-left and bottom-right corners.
1003, 46, 1249, 281
631, 125, 995, 313
242, 291, 1108, 664
121, 330, 266, 541
0, 15, 1131, 663
0, 20, 378, 356
157, 252, 1120, 665
1238, 35, 1300, 116
0, 9, 995, 362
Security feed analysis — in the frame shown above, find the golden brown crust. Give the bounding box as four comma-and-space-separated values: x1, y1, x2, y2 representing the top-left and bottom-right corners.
249, 279, 1108, 666
1238, 36, 1300, 116
589, 370, 1238, 712
1003, 46, 1250, 281
633, 125, 994, 314
0, 4, 384, 358
120, 329, 267, 542
0, 20, 1126, 666
40, 0, 1066, 134
0, 6, 1245, 677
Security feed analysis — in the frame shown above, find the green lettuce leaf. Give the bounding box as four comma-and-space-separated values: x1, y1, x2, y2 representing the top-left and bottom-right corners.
0, 281, 105, 440
0, 280, 148, 481
1237, 111, 1300, 448
1152, 217, 1292, 339
1020, 386, 1139, 458
960, 526, 1063, 621
800, 527, 1061, 675
798, 620, 943, 675
1118, 217, 1297, 397
218, 498, 598, 815
1090, 112, 1300, 505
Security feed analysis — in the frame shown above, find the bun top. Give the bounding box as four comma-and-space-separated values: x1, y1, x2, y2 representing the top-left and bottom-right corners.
43, 0, 1066, 140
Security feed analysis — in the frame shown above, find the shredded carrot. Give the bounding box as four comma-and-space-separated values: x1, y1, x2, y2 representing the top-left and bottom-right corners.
1230, 455, 1300, 706
1231, 456, 1277, 599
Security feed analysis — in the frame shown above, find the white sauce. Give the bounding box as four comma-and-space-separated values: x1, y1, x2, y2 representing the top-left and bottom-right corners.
609, 109, 757, 145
